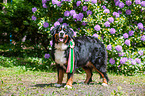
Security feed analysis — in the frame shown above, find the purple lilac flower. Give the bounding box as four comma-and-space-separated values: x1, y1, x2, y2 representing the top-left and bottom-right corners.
128, 30, 134, 36
108, 17, 114, 23
119, 2, 125, 8
94, 25, 101, 31
91, 0, 97, 4
65, 0, 71, 2
126, 0, 132, 6
114, 0, 118, 3
52, 0, 61, 7
135, 0, 141, 4
138, 50, 144, 56
141, 35, 145, 41
137, 23, 144, 29
82, 6, 88, 11
56, 1, 61, 7
54, 21, 60, 27
76, 13, 84, 21
131, 60, 136, 65
52, 0, 59, 4
107, 44, 112, 50
62, 23, 68, 26
120, 57, 128, 64
43, 3, 48, 8
135, 58, 141, 64
104, 21, 110, 27
103, 9, 110, 13
52, 0, 57, 5
87, 10, 92, 15
93, 33, 99, 38
102, 5, 106, 9
141, 1, 145, 7
44, 54, 50, 59
43, 22, 49, 28
119, 52, 124, 57
113, 12, 117, 16
58, 18, 63, 23
73, 14, 77, 19
32, 7, 37, 13
125, 39, 130, 46
82, 22, 87, 26
32, 15, 37, 21
109, 58, 115, 65
50, 26, 54, 31
115, 13, 120, 18
42, 0, 47, 4
128, 58, 133, 61
113, 12, 120, 18
118, 65, 121, 68
70, 10, 76, 16
115, 1, 120, 6
126, 9, 131, 15
64, 11, 70, 17
123, 33, 129, 39
115, 45, 122, 52
76, 1, 81, 6
84, 0, 89, 2
50, 40, 53, 46
110, 28, 116, 34
118, 10, 122, 14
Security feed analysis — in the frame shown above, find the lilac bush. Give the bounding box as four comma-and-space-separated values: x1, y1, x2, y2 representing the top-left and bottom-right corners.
32, 0, 145, 75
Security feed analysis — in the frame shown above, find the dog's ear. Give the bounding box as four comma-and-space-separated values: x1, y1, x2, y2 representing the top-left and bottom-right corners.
67, 26, 74, 39
50, 25, 60, 35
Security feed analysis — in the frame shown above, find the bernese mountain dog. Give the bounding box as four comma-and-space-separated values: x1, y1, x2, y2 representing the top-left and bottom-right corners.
50, 25, 109, 88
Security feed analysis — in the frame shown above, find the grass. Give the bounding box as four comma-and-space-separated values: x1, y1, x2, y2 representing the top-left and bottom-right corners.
0, 65, 145, 96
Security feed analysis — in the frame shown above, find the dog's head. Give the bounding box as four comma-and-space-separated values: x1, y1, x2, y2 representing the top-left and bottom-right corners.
50, 25, 74, 43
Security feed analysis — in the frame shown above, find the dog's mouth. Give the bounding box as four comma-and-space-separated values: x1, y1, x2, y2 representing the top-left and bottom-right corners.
55, 34, 68, 43
59, 37, 64, 42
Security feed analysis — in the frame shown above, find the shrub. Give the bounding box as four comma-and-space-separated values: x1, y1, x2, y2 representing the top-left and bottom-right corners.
31, 0, 145, 75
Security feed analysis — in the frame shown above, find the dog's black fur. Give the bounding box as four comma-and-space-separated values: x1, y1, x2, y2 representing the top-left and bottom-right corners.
50, 25, 109, 87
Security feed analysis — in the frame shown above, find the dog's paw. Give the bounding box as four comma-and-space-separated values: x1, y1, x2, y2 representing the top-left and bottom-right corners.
64, 85, 72, 89
102, 83, 108, 87
54, 83, 62, 87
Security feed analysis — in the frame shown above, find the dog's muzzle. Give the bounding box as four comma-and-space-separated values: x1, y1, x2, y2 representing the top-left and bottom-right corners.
55, 33, 68, 43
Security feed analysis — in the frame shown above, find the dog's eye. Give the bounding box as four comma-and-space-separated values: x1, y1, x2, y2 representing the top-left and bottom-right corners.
63, 28, 65, 31
59, 28, 61, 30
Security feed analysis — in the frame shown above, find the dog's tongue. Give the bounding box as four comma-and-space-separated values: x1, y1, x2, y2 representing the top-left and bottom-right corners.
59, 38, 64, 42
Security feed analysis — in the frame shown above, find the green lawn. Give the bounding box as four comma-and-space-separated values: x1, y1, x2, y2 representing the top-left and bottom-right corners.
0, 66, 145, 96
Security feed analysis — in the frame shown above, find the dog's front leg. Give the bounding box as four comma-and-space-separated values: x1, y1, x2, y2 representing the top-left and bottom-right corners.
54, 65, 64, 87
65, 73, 74, 88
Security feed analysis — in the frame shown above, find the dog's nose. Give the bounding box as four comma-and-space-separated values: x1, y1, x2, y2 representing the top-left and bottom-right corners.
60, 32, 64, 37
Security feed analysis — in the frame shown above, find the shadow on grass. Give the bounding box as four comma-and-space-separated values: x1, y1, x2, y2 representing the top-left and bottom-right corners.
33, 82, 102, 88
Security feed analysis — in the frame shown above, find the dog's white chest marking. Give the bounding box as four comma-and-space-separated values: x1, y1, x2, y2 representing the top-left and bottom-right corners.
54, 43, 68, 66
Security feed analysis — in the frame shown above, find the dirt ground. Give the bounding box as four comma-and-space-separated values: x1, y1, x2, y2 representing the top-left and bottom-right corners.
0, 68, 145, 96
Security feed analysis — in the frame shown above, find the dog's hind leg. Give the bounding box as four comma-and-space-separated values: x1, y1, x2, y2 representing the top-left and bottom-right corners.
92, 65, 109, 86
82, 67, 93, 84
